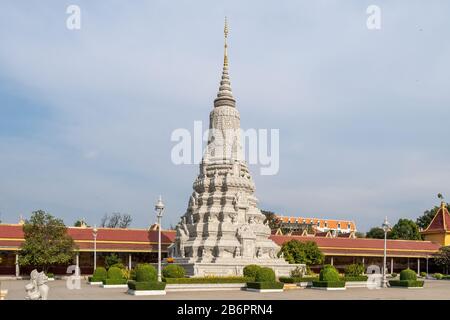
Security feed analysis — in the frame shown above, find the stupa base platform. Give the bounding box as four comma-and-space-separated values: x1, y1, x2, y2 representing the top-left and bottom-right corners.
169, 259, 304, 277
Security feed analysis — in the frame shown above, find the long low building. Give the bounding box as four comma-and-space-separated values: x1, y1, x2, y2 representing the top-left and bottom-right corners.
0, 223, 443, 275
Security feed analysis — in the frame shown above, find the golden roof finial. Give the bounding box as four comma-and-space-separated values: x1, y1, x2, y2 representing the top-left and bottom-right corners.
224, 16, 229, 66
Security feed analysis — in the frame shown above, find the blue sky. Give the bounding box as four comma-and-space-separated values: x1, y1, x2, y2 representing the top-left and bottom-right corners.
0, 1, 449, 231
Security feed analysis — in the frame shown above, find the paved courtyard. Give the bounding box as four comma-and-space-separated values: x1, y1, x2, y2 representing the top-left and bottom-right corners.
2, 279, 450, 300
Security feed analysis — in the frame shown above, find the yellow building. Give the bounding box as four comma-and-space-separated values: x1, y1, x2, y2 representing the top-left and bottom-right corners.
421, 201, 450, 246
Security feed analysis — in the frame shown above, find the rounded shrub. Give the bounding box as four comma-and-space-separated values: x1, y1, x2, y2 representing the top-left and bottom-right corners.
420, 272, 427, 278
107, 266, 124, 279
391, 273, 398, 278
93, 267, 107, 279
319, 265, 340, 282
255, 267, 276, 282
243, 264, 261, 279
434, 273, 443, 280
400, 269, 417, 281
135, 264, 157, 282
162, 264, 185, 278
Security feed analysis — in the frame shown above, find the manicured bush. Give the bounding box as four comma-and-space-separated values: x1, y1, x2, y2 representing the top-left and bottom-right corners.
344, 263, 364, 276
400, 269, 417, 281
312, 281, 346, 288
243, 265, 262, 279
128, 280, 166, 291
433, 273, 443, 279
162, 264, 185, 278
103, 278, 127, 285
91, 267, 107, 282
255, 267, 276, 282
163, 277, 252, 284
342, 275, 368, 282
247, 282, 284, 290
319, 265, 340, 282
420, 272, 427, 278
135, 264, 157, 282
46, 273, 54, 278
278, 276, 294, 283
442, 275, 450, 280
391, 273, 398, 278
388, 280, 424, 287
107, 266, 124, 280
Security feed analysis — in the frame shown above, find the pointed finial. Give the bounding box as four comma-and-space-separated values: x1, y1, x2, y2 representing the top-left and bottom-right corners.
224, 17, 229, 66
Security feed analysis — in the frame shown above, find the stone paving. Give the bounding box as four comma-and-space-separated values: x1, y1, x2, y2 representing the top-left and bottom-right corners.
2, 279, 450, 300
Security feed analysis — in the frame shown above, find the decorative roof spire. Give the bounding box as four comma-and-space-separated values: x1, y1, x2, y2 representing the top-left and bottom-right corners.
214, 17, 236, 108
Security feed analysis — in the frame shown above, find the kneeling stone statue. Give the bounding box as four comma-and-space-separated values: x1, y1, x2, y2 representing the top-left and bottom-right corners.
25, 269, 49, 300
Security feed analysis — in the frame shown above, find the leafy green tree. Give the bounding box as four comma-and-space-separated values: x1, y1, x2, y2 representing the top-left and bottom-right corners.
417, 204, 450, 230
354, 232, 366, 238
279, 240, 324, 265
365, 227, 386, 239
434, 246, 450, 274
389, 218, 422, 240
19, 210, 77, 272
105, 253, 122, 269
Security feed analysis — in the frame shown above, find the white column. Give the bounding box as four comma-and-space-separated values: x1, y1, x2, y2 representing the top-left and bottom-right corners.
390, 258, 394, 274
15, 253, 20, 277
417, 258, 420, 274
426, 257, 429, 276
330, 256, 334, 266
128, 254, 132, 270
76, 254, 80, 276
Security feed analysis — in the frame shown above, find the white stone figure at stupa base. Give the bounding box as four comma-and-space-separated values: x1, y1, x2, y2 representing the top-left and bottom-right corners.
169, 18, 303, 277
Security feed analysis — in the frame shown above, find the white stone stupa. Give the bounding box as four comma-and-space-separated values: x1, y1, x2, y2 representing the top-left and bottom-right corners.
170, 19, 301, 277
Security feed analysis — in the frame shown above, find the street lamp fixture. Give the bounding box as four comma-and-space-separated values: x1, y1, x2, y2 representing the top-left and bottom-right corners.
381, 216, 391, 288
93, 225, 98, 271
155, 195, 165, 282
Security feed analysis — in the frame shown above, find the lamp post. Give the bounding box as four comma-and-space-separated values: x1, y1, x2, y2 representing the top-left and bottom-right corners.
381, 216, 391, 288
93, 225, 98, 271
155, 195, 165, 282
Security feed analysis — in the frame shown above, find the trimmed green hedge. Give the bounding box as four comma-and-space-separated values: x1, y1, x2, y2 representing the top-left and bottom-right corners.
312, 280, 346, 288
319, 265, 340, 282
389, 280, 424, 287
90, 267, 107, 282
164, 277, 253, 284
107, 266, 124, 280
46, 273, 54, 278
162, 264, 185, 278
243, 265, 261, 279
247, 282, 284, 290
255, 267, 276, 282
135, 264, 157, 282
342, 276, 368, 282
433, 273, 443, 279
400, 269, 417, 281
128, 280, 166, 291
103, 278, 128, 285
278, 276, 319, 283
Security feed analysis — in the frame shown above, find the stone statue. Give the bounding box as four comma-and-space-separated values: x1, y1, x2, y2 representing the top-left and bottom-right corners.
256, 247, 263, 258
25, 269, 49, 300
234, 246, 241, 258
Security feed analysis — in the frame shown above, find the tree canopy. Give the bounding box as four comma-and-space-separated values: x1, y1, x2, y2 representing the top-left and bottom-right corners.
434, 246, 450, 274
389, 218, 422, 240
261, 210, 279, 230
365, 227, 386, 239
278, 240, 324, 265
19, 210, 77, 272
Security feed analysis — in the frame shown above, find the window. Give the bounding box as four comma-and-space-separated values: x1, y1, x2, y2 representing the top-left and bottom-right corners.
337, 223, 341, 229
317, 221, 320, 227
324, 221, 328, 228
348, 223, 351, 229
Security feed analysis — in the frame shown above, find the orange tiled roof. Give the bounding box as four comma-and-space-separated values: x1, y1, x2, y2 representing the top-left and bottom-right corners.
0, 224, 176, 252
422, 202, 450, 234
276, 215, 356, 230
269, 235, 440, 258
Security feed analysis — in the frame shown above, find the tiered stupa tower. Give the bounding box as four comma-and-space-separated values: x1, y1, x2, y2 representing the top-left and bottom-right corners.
171, 19, 300, 277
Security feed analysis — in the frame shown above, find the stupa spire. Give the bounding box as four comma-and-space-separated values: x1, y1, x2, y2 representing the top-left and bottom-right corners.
214, 17, 236, 108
